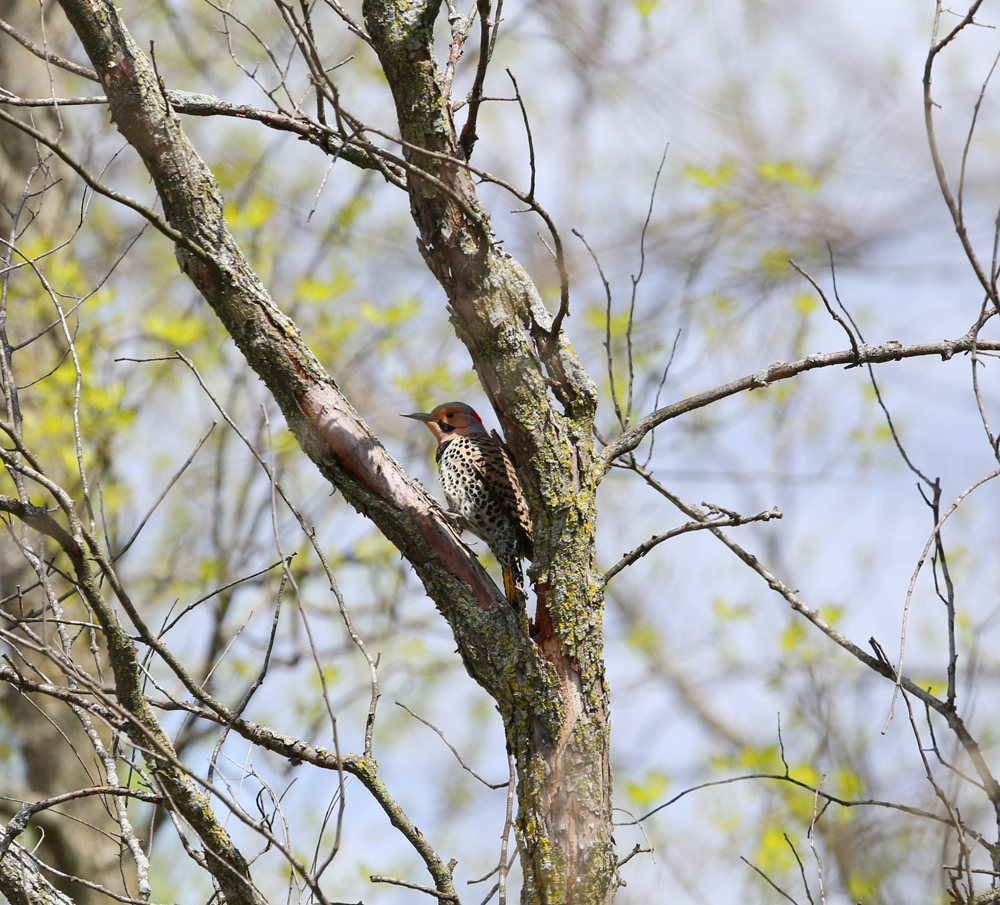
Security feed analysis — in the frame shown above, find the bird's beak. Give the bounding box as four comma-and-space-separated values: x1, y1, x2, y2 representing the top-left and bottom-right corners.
400, 412, 436, 422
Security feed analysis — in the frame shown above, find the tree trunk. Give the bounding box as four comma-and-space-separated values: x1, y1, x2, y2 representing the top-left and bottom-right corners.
362, 5, 615, 900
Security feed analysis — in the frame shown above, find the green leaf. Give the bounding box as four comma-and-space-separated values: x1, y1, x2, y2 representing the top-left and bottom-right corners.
759, 247, 793, 278
144, 314, 208, 347
792, 291, 818, 314
624, 769, 669, 808
625, 620, 660, 655
684, 158, 738, 188
295, 272, 354, 302
712, 597, 753, 620
780, 620, 807, 652
756, 160, 821, 192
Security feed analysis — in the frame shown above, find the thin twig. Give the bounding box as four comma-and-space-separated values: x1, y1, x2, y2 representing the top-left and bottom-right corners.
970, 298, 1000, 458
159, 559, 284, 636
616, 844, 651, 869
498, 751, 515, 905
602, 506, 782, 585
923, 0, 996, 304
601, 326, 1000, 469
574, 229, 625, 429
505, 69, 536, 200
741, 856, 800, 904
114, 423, 216, 560
625, 146, 668, 424
865, 366, 934, 484
621, 770, 949, 829
784, 834, 814, 905
788, 260, 859, 361
459, 0, 492, 159
396, 702, 507, 788
167, 353, 381, 759
0, 107, 212, 262
884, 467, 1000, 730
640, 334, 680, 466
0, 18, 99, 81
622, 460, 1000, 808
958, 49, 1000, 222
370, 875, 459, 900
805, 780, 826, 905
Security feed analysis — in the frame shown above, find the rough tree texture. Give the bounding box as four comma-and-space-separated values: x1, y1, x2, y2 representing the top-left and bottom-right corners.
55, 0, 615, 900
362, 2, 613, 900
0, 831, 77, 905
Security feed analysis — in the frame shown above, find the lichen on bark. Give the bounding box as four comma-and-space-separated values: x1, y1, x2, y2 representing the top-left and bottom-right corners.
363, 1, 614, 901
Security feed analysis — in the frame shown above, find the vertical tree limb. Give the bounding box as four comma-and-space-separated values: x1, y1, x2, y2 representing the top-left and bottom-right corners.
362, 1, 612, 900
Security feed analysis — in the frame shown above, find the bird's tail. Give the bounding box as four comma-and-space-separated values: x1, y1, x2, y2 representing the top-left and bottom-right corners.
502, 562, 520, 610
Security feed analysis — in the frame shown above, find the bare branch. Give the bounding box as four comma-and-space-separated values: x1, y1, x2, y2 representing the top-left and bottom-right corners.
602, 506, 782, 585
601, 327, 1000, 470
741, 856, 801, 905
784, 834, 815, 905
789, 258, 859, 360
0, 93, 107, 106
574, 228, 625, 429
624, 771, 958, 831
628, 462, 1000, 826
442, 2, 473, 99
505, 69, 536, 200
498, 752, 515, 905
167, 352, 382, 757
0, 107, 211, 260
923, 0, 997, 305
0, 831, 78, 905
0, 17, 99, 81
625, 146, 668, 424
616, 844, 652, 870
1, 786, 161, 859
396, 702, 507, 789
0, 496, 79, 556
370, 875, 459, 900
970, 299, 1000, 458
459, 0, 492, 159
115, 422, 216, 560
885, 467, 1000, 731
0, 87, 406, 185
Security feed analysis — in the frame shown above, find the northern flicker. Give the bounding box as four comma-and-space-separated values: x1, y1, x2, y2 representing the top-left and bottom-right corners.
402, 401, 533, 607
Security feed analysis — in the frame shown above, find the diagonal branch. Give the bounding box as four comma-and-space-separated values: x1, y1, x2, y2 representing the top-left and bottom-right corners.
0, 495, 80, 556
600, 328, 1000, 471
0, 88, 407, 185
602, 505, 782, 585
627, 462, 1000, 812
51, 0, 535, 744
923, 0, 997, 305
0, 485, 267, 905
0, 17, 99, 81
0, 827, 78, 905
0, 106, 210, 259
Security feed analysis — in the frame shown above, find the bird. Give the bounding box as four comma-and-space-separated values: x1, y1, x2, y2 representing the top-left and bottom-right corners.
401, 401, 533, 608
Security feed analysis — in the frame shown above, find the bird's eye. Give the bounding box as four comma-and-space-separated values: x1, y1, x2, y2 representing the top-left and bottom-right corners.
446, 411, 454, 418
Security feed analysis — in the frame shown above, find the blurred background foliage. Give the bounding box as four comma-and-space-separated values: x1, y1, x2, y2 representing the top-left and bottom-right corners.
2, 0, 999, 902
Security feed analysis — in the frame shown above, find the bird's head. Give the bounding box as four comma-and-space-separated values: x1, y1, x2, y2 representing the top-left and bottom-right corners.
401, 401, 488, 443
